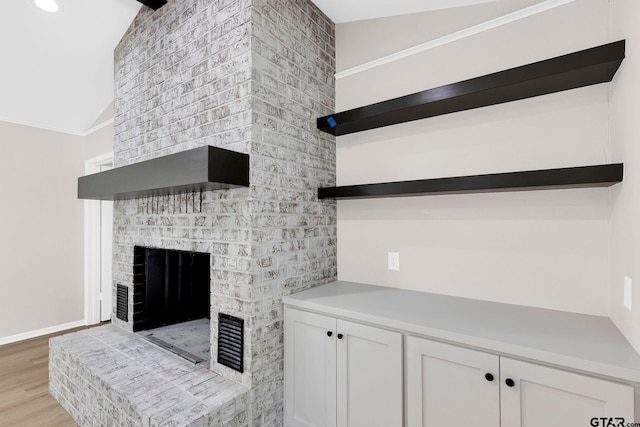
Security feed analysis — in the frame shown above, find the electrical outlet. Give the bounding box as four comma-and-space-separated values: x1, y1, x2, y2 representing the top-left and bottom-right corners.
388, 252, 400, 271
624, 276, 632, 311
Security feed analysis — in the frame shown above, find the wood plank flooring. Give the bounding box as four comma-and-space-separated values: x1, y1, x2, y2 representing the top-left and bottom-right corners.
0, 326, 91, 426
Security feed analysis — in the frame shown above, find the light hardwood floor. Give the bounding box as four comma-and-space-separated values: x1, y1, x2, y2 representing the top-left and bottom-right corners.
0, 327, 90, 426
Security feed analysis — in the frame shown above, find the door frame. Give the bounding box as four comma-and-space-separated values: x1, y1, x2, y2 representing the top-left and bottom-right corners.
84, 152, 114, 325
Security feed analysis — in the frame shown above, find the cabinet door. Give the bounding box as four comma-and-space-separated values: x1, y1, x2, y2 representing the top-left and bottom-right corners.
285, 308, 337, 427
500, 357, 635, 427
336, 319, 403, 427
406, 336, 500, 427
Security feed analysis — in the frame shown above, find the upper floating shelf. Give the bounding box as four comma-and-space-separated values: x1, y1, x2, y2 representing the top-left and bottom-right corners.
78, 146, 249, 201
317, 164, 623, 200
318, 40, 625, 136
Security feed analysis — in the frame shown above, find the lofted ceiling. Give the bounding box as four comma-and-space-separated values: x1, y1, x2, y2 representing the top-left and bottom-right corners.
0, 0, 140, 135
0, 0, 497, 135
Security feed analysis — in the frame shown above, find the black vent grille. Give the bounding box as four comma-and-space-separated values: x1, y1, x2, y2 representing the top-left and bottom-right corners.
116, 284, 128, 322
218, 313, 244, 373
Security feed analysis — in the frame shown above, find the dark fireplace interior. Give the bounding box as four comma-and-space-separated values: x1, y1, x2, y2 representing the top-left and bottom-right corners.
133, 246, 210, 331
132, 246, 211, 365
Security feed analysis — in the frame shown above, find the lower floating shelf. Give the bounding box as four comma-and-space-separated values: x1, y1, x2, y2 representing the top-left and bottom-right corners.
318, 164, 623, 200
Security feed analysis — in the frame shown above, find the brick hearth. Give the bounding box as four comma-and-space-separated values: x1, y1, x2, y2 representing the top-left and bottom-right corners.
50, 325, 248, 426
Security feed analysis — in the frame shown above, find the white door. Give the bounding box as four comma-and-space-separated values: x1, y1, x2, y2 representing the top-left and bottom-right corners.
285, 308, 337, 427
406, 336, 500, 427
99, 163, 113, 321
84, 153, 114, 325
336, 319, 403, 427
500, 357, 634, 427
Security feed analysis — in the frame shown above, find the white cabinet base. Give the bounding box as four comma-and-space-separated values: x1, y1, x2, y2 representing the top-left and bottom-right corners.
408, 337, 635, 427
337, 320, 403, 427
407, 337, 500, 427
285, 308, 403, 427
500, 358, 634, 427
285, 309, 336, 427
284, 282, 639, 427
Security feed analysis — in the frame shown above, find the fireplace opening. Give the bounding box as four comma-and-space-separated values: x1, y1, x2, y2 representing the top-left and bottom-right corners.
132, 246, 211, 366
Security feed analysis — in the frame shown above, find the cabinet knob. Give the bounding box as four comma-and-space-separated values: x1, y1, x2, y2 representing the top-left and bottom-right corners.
484, 373, 494, 382
327, 331, 333, 337
505, 378, 515, 387
337, 333, 344, 340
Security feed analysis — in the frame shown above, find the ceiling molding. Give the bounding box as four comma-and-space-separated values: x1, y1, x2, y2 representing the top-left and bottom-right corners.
335, 0, 577, 80
313, 0, 499, 24
0, 116, 114, 137
0, 116, 85, 137
81, 118, 115, 137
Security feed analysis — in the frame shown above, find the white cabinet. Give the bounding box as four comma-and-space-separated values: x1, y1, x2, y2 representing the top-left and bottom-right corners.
500, 357, 634, 427
284, 307, 403, 427
335, 319, 403, 427
407, 337, 635, 427
406, 336, 500, 426
284, 309, 336, 427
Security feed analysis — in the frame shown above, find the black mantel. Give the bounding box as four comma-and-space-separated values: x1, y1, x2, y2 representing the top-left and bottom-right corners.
78, 146, 249, 200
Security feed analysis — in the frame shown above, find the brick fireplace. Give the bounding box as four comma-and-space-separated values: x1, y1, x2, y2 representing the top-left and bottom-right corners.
50, 0, 336, 425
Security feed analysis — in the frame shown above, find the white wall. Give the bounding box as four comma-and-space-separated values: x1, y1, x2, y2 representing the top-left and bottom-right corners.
0, 119, 114, 342
0, 121, 85, 339
335, 0, 614, 315
84, 122, 114, 161
610, 0, 640, 352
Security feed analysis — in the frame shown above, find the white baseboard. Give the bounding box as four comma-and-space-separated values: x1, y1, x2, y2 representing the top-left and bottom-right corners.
0, 320, 87, 346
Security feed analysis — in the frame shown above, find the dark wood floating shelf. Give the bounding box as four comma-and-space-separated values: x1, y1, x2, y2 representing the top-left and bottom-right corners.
318, 164, 623, 200
318, 40, 625, 136
78, 146, 249, 200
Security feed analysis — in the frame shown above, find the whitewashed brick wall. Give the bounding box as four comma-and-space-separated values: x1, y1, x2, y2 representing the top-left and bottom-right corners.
112, 0, 335, 425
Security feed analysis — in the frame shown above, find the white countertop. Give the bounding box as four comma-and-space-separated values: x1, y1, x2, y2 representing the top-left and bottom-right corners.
283, 280, 640, 383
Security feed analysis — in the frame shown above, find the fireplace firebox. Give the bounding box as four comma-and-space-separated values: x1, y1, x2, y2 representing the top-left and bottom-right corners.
132, 246, 210, 332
